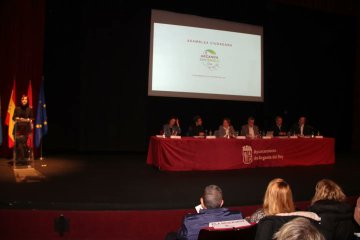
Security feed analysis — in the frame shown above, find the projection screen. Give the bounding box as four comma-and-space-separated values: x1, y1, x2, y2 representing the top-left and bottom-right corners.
148, 9, 263, 102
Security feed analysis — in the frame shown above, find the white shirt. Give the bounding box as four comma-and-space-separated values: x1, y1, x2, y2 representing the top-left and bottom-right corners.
224, 127, 230, 138
300, 124, 304, 135
249, 126, 255, 138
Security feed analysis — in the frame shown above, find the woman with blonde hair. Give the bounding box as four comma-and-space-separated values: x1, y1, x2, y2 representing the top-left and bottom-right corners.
249, 178, 295, 223
253, 179, 321, 240
309, 179, 355, 240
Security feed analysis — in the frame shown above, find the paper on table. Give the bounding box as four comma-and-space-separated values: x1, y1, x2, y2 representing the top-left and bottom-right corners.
170, 135, 181, 139
236, 136, 246, 139
209, 219, 250, 229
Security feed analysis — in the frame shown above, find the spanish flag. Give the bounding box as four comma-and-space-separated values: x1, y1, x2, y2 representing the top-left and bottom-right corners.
5, 80, 16, 148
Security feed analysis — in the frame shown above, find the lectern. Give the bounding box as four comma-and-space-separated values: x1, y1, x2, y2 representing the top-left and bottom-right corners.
13, 118, 34, 169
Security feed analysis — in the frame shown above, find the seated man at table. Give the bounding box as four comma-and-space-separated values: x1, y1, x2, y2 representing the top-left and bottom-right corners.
240, 116, 260, 138
218, 118, 236, 138
166, 185, 243, 240
289, 116, 314, 136
272, 116, 287, 137
187, 115, 205, 137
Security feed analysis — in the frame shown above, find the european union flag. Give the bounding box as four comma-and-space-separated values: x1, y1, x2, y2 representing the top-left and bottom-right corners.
35, 80, 48, 148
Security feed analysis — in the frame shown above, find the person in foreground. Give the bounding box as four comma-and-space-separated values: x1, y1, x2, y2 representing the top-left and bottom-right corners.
356, 197, 360, 225
187, 115, 205, 136
355, 197, 360, 239
252, 178, 321, 240
248, 178, 296, 223
166, 185, 243, 240
308, 179, 355, 240
273, 217, 325, 240
240, 116, 260, 138
217, 118, 236, 138
163, 116, 181, 137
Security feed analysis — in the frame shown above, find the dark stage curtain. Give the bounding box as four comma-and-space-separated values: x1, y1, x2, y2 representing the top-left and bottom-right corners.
0, 0, 45, 157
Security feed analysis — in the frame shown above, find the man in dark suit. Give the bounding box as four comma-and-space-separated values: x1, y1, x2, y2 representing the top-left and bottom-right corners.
187, 115, 205, 136
290, 116, 314, 136
272, 116, 287, 137
168, 185, 243, 240
240, 116, 260, 138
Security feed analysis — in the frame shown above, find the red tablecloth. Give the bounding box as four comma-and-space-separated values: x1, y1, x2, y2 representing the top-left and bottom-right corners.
146, 137, 335, 171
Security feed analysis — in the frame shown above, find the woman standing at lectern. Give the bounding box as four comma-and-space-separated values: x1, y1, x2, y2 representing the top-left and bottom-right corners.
13, 94, 34, 162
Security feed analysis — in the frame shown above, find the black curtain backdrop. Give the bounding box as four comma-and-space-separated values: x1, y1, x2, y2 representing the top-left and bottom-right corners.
1, 1, 356, 156
0, 0, 45, 157
44, 2, 356, 152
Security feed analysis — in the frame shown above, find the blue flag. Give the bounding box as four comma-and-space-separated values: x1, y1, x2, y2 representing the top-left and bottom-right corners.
35, 80, 48, 148
0, 96, 2, 146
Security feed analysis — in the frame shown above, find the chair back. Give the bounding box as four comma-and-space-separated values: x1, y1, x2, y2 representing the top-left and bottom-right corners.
197, 224, 257, 240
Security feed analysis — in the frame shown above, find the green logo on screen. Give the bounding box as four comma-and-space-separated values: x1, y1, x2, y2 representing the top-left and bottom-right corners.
200, 49, 220, 71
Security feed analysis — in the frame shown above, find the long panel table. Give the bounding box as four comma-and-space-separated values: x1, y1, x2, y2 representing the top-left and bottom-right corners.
146, 136, 335, 171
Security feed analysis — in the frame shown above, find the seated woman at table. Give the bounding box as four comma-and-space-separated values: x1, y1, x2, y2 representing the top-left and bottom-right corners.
217, 118, 236, 138
163, 116, 181, 137
247, 178, 296, 223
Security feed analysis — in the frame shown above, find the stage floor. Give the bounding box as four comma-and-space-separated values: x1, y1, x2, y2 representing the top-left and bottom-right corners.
0, 151, 358, 210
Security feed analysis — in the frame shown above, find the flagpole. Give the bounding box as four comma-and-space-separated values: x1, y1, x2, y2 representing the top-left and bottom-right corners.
40, 141, 43, 160
40, 140, 47, 167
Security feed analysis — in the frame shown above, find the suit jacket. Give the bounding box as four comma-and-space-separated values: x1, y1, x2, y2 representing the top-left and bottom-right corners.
240, 124, 259, 137
271, 124, 287, 137
217, 126, 235, 138
187, 125, 204, 136
177, 208, 243, 240
290, 123, 314, 136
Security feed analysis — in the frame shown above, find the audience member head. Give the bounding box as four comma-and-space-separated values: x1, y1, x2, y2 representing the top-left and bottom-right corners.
222, 118, 231, 128
200, 185, 224, 209
355, 197, 360, 226
263, 178, 295, 215
193, 115, 202, 126
311, 179, 346, 205
298, 116, 306, 126
275, 116, 283, 126
248, 116, 255, 127
273, 217, 325, 240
